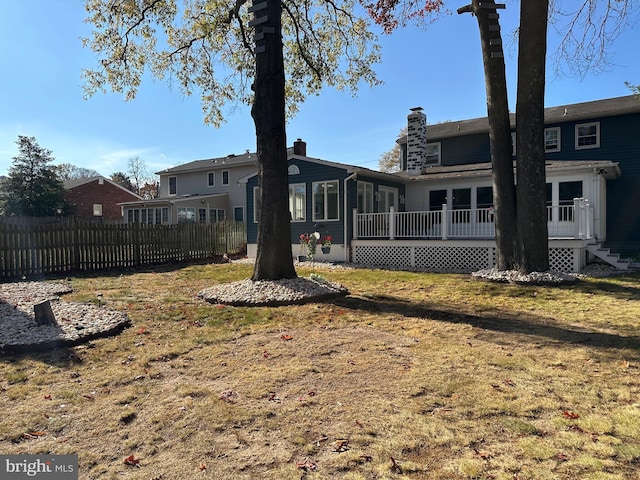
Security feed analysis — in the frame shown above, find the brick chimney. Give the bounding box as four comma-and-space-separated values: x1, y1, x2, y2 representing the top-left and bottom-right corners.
406, 107, 427, 176
293, 138, 307, 156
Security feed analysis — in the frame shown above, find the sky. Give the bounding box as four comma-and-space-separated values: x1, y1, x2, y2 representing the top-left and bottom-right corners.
0, 1, 638, 178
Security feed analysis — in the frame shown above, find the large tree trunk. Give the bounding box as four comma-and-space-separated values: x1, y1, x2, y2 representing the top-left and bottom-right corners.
250, 0, 297, 281
516, 0, 550, 273
469, 0, 519, 270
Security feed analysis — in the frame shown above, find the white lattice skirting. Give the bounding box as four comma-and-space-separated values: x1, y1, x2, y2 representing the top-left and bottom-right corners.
351, 240, 588, 273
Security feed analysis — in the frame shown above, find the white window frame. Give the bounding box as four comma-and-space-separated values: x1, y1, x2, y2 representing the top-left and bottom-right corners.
544, 127, 561, 153
425, 142, 441, 165
207, 171, 215, 187
357, 181, 374, 213
93, 204, 103, 217
209, 208, 225, 222
169, 176, 177, 195
177, 207, 196, 223
289, 183, 306, 222
222, 170, 230, 186
575, 122, 600, 150
312, 180, 339, 221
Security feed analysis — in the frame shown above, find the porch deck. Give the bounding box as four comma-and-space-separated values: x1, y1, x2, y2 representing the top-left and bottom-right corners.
354, 199, 594, 241
351, 199, 595, 273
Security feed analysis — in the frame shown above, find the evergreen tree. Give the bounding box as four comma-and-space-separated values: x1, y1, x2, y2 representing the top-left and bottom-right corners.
2, 136, 67, 217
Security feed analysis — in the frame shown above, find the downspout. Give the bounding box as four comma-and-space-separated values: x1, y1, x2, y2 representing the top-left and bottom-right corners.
343, 172, 358, 262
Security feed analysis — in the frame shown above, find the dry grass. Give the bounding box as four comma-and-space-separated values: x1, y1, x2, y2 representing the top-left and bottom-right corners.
2, 262, 640, 480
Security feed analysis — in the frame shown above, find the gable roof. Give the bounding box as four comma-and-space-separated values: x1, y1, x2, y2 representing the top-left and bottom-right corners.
63, 176, 143, 199
398, 95, 640, 142
237, 154, 405, 184
156, 152, 256, 175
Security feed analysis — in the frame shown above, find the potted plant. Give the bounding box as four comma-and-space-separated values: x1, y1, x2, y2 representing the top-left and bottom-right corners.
320, 235, 332, 254
299, 232, 320, 262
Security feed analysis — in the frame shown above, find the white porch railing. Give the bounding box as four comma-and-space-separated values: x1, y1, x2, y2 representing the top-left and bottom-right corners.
353, 198, 594, 240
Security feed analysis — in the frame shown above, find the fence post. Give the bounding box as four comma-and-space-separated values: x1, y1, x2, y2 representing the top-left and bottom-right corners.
73, 220, 81, 271
389, 206, 395, 240
441, 204, 448, 240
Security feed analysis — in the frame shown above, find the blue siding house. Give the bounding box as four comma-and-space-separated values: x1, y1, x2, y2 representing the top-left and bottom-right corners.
395, 95, 640, 254
242, 140, 406, 262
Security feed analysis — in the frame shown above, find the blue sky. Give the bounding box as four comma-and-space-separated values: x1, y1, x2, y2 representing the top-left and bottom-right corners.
0, 1, 638, 178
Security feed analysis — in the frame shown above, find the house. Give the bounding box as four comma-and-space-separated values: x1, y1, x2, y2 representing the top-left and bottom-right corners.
120, 151, 258, 224
345, 95, 639, 272
127, 94, 639, 273
242, 140, 406, 262
396, 95, 640, 252
64, 176, 142, 221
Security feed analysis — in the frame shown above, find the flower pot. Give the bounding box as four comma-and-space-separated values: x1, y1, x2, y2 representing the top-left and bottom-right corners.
321, 246, 331, 254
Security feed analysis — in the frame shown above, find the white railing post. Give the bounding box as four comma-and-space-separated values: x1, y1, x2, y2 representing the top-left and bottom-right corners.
441, 204, 448, 240
574, 198, 584, 239
352, 208, 358, 240
389, 206, 395, 240
585, 199, 593, 239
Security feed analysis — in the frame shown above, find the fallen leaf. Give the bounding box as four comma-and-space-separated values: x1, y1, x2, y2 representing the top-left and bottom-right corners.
621, 360, 630, 369
135, 327, 147, 335
473, 448, 492, 460
557, 453, 569, 462
220, 390, 237, 403
359, 454, 373, 462
43, 394, 52, 400
262, 350, 269, 358
123, 454, 140, 466
199, 463, 207, 471
503, 379, 516, 387
296, 459, 316, 472
332, 439, 350, 452
390, 456, 403, 474
281, 334, 293, 341
563, 411, 580, 419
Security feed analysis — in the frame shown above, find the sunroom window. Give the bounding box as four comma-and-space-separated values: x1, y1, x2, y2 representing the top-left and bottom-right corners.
313, 180, 339, 221
289, 183, 306, 221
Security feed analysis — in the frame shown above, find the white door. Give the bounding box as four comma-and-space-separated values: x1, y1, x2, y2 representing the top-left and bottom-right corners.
378, 186, 398, 213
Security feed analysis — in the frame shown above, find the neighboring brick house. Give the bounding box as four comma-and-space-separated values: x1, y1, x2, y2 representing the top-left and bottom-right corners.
64, 176, 143, 221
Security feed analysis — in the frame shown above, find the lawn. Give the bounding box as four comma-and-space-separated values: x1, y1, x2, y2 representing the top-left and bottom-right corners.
1, 262, 640, 479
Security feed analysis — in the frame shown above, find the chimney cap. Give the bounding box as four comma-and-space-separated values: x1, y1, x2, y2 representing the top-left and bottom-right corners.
409, 106, 424, 112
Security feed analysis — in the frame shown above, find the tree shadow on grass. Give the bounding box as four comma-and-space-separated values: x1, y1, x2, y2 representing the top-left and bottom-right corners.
332, 293, 640, 352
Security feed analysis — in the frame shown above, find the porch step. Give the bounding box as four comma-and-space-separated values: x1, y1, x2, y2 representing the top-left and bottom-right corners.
586, 243, 634, 270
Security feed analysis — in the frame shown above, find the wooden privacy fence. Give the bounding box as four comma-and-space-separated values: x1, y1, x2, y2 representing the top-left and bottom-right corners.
0, 220, 246, 278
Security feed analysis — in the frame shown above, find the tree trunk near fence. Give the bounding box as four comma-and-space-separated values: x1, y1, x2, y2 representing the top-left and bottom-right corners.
250, 0, 297, 281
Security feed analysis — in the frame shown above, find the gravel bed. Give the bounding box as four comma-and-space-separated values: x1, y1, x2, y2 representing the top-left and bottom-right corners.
198, 275, 349, 306
0, 281, 130, 354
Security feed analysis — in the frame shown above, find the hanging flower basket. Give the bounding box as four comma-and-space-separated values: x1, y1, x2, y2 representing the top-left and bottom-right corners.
321, 246, 331, 254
